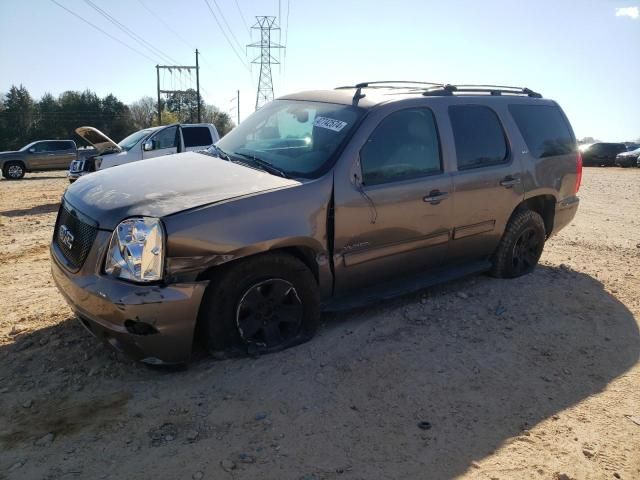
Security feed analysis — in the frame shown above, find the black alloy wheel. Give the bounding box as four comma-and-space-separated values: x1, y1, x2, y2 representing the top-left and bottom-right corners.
236, 278, 304, 349
511, 226, 543, 276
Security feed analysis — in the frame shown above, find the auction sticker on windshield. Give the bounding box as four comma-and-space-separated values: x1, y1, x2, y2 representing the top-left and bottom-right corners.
313, 116, 348, 132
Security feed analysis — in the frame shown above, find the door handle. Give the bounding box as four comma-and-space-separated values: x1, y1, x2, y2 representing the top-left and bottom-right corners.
499, 176, 521, 188
423, 190, 449, 205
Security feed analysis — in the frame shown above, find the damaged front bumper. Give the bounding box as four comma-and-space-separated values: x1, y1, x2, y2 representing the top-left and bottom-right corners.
51, 232, 208, 364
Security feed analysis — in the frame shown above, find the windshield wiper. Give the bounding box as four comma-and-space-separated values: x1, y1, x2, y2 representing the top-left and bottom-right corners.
232, 152, 289, 178
211, 145, 232, 161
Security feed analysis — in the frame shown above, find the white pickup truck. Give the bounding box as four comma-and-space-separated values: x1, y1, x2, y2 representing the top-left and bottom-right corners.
68, 123, 219, 182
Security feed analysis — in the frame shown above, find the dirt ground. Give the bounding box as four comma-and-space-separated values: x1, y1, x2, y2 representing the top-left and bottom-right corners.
0, 168, 639, 480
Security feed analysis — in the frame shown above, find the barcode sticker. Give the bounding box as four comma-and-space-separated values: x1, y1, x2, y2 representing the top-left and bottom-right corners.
313, 116, 348, 132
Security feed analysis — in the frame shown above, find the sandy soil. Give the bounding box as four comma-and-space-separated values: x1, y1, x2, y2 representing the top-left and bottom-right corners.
0, 168, 639, 480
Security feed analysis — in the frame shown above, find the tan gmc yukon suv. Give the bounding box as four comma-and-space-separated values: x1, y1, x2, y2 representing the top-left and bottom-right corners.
50, 82, 581, 364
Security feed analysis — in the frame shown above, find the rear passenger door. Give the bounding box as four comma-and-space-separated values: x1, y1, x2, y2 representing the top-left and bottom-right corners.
51, 141, 76, 169
447, 104, 524, 263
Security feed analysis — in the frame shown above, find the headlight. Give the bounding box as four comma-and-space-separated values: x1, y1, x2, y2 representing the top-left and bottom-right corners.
105, 217, 165, 282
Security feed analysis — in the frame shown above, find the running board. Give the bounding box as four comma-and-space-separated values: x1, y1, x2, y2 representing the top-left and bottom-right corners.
322, 260, 492, 312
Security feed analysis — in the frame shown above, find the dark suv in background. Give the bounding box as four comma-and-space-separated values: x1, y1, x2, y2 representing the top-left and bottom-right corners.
51, 82, 581, 364
581, 142, 627, 166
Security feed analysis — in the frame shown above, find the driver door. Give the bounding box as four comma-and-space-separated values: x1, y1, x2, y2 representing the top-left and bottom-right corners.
333, 107, 453, 292
142, 125, 179, 159
26, 141, 52, 169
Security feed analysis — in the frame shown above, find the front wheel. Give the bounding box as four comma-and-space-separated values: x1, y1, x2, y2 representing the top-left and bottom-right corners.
490, 210, 546, 278
3, 161, 25, 179
199, 253, 320, 357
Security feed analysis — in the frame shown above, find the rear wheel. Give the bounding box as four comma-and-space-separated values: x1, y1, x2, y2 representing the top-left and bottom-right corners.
199, 253, 320, 357
3, 161, 25, 179
490, 210, 546, 278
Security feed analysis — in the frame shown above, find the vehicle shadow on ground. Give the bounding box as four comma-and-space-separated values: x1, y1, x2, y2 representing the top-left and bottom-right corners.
1, 202, 60, 217
1, 175, 65, 182
1, 265, 638, 479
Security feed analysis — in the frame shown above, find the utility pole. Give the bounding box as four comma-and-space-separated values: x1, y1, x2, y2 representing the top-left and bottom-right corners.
155, 50, 201, 125
156, 65, 161, 125
195, 49, 201, 123
247, 16, 284, 110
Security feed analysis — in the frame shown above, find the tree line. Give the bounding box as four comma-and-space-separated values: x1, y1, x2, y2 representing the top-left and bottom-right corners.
0, 85, 235, 151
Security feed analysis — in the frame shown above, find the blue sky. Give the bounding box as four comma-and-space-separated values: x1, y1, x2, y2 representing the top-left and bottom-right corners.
1, 0, 638, 141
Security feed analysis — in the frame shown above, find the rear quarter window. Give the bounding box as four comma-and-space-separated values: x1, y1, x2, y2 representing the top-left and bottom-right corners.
509, 104, 575, 158
183, 126, 213, 147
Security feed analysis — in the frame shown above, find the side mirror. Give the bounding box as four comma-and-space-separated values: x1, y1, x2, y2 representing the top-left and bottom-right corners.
143, 141, 153, 151
28, 148, 36, 153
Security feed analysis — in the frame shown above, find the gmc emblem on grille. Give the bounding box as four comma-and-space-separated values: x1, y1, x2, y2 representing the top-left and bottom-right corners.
58, 225, 74, 250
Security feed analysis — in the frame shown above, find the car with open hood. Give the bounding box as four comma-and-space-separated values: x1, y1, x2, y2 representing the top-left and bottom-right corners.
51, 81, 581, 365
68, 123, 219, 182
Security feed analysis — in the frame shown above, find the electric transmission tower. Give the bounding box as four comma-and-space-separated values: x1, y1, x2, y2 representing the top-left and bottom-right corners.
247, 16, 284, 110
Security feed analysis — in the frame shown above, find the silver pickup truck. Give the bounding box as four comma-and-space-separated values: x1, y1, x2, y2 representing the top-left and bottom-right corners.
0, 140, 81, 179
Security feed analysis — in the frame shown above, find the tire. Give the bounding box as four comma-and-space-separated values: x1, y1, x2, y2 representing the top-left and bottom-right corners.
490, 209, 546, 278
3, 161, 25, 180
199, 253, 320, 357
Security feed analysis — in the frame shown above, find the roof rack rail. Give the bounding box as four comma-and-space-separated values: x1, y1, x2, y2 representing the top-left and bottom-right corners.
335, 81, 445, 105
334, 81, 543, 104
335, 81, 444, 90
421, 84, 542, 98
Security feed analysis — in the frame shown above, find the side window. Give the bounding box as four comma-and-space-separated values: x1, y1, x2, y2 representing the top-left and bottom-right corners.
183, 127, 213, 147
50, 142, 69, 151
449, 105, 508, 170
152, 126, 177, 149
32, 142, 52, 153
509, 104, 575, 158
360, 108, 441, 186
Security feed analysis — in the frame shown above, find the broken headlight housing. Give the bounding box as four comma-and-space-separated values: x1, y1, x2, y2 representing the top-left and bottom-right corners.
105, 217, 165, 283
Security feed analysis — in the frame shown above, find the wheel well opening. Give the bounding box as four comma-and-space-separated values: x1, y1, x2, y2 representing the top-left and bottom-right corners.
195, 246, 320, 285
514, 195, 556, 236
3, 160, 26, 169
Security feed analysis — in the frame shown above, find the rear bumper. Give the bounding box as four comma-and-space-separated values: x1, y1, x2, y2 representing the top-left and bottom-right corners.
51, 236, 208, 364
550, 195, 579, 237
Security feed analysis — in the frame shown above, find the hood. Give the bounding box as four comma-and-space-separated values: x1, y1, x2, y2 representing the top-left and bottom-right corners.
64, 151, 301, 230
0, 150, 20, 157
75, 126, 123, 155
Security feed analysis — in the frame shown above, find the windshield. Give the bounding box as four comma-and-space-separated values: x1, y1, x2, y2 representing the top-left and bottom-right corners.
210, 100, 362, 178
118, 129, 154, 151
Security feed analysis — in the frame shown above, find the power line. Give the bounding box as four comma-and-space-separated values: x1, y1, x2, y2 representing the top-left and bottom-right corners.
211, 0, 245, 52
49, 0, 157, 63
203, 0, 251, 71
283, 0, 290, 75
136, 0, 193, 50
83, 0, 178, 65
233, 0, 251, 35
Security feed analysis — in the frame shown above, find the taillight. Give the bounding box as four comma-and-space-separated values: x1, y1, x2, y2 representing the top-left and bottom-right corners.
575, 150, 583, 193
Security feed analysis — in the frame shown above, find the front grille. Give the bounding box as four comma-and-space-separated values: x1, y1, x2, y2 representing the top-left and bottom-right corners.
54, 201, 98, 271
